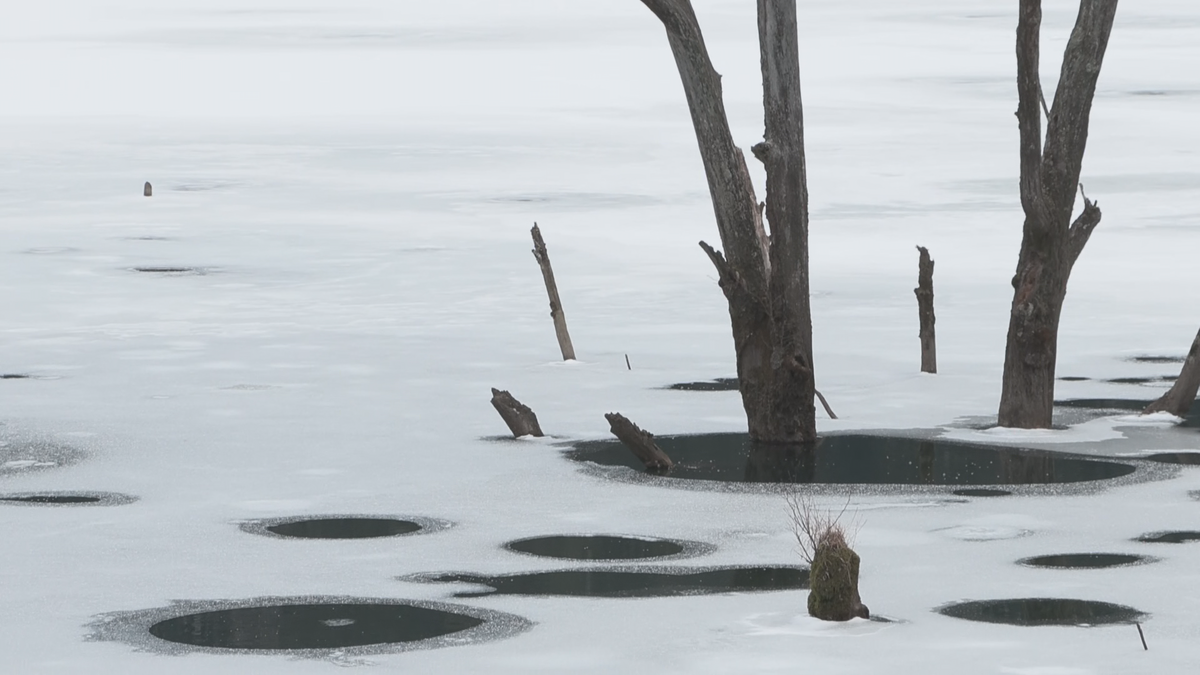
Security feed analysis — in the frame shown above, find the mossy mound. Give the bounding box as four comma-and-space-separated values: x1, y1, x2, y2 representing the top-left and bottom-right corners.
807, 534, 869, 621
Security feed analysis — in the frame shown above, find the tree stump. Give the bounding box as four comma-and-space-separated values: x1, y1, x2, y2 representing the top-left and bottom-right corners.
807, 531, 869, 621
1144, 328, 1200, 417
531, 223, 576, 361
490, 388, 544, 438
604, 413, 673, 471
143, 182, 152, 197
914, 245, 937, 374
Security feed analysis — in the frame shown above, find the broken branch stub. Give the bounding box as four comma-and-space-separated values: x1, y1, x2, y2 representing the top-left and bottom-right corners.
1144, 328, 1200, 418
490, 388, 545, 438
604, 412, 673, 471
531, 223, 576, 361
915, 245, 937, 374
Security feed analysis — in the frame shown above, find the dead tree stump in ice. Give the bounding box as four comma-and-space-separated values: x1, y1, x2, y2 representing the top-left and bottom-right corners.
915, 246, 937, 374
531, 223, 576, 361
604, 412, 673, 471
1144, 328, 1200, 418
144, 182, 153, 197
490, 388, 544, 438
807, 530, 869, 621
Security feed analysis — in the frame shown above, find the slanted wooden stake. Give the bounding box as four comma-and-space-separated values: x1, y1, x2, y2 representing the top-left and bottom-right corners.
914, 245, 937, 374
490, 388, 544, 438
531, 223, 576, 361
1144, 328, 1200, 417
604, 412, 673, 471
143, 182, 152, 197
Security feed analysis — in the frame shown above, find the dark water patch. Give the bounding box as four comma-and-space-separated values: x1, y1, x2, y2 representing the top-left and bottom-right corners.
412, 565, 808, 598
150, 603, 481, 650
1018, 553, 1154, 569
667, 378, 739, 392
241, 514, 449, 540
1106, 376, 1176, 385
1, 438, 85, 476
952, 488, 1012, 497
132, 266, 203, 275
1129, 355, 1185, 364
569, 433, 1135, 486
1, 374, 30, 379
0, 491, 138, 506
938, 598, 1145, 626
1055, 399, 1200, 427
505, 535, 711, 561
1058, 376, 1090, 381
1136, 531, 1200, 544
87, 596, 530, 658
1143, 452, 1200, 465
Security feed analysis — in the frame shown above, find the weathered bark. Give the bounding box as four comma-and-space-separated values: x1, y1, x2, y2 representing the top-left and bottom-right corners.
997, 0, 1117, 428
1144, 328, 1200, 417
490, 388, 544, 438
807, 532, 869, 621
915, 246, 937, 374
530, 223, 576, 361
143, 182, 152, 197
645, 0, 816, 443
605, 412, 673, 471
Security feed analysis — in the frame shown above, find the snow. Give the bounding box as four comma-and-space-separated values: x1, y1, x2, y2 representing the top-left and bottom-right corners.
3, 0, 1200, 672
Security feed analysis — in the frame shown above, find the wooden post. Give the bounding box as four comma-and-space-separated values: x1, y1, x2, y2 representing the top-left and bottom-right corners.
490, 388, 545, 438
915, 245, 937, 374
604, 413, 673, 471
1144, 328, 1200, 417
531, 223, 576, 361
143, 182, 152, 197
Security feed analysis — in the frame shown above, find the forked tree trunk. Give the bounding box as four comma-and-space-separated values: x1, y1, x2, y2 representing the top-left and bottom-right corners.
643, 0, 816, 444
1144, 328, 1200, 417
914, 246, 936, 374
997, 0, 1117, 428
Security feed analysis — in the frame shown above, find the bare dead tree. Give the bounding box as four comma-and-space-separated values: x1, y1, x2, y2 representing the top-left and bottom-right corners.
531, 223, 576, 361
915, 246, 937, 374
644, 0, 817, 443
490, 388, 545, 438
605, 413, 674, 471
997, 0, 1118, 428
1144, 328, 1200, 417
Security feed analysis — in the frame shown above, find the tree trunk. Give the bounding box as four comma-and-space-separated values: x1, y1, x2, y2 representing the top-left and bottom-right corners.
490, 388, 545, 438
914, 246, 936, 374
1144, 328, 1200, 417
530, 223, 576, 361
604, 413, 674, 471
644, 0, 816, 443
997, 0, 1117, 428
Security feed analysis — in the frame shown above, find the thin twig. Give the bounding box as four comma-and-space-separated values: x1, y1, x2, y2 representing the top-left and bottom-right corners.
1137, 622, 1148, 651
1038, 82, 1051, 120
814, 388, 838, 419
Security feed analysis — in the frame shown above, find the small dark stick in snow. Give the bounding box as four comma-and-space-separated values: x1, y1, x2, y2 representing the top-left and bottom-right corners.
143, 182, 152, 197
914, 245, 937, 374
604, 412, 672, 471
490, 388, 544, 438
625, 354, 631, 371
1136, 622, 1148, 650
814, 389, 838, 419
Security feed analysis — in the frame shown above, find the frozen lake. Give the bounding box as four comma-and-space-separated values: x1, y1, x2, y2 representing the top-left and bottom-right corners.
3, 0, 1200, 672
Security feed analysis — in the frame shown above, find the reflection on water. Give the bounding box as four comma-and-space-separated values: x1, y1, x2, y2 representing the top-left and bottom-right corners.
938, 598, 1145, 626
424, 566, 808, 598
149, 602, 483, 650
570, 434, 1135, 485
505, 535, 686, 561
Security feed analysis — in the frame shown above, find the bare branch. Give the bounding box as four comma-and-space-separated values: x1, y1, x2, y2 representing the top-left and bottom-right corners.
1065, 184, 1102, 267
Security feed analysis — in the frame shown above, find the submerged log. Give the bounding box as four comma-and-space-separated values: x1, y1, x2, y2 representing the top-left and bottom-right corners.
604, 412, 673, 471
531, 223, 576, 361
1144, 328, 1200, 417
914, 245, 937, 374
490, 388, 545, 438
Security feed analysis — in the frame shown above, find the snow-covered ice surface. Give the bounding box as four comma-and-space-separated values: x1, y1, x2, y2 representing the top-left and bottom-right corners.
3, 0, 1200, 672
